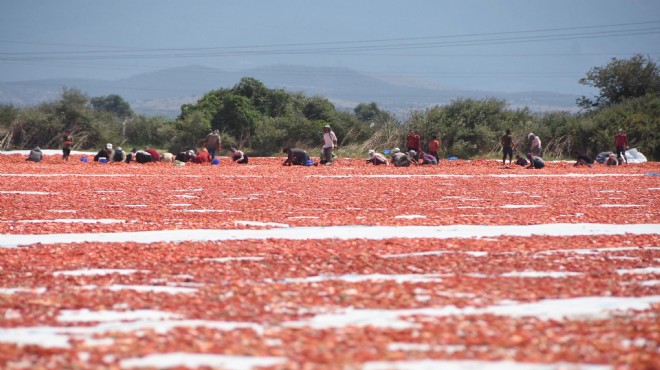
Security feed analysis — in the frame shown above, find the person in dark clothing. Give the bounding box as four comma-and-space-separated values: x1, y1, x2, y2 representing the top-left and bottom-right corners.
26, 146, 43, 163
94, 144, 113, 162
229, 147, 249, 164
526, 153, 545, 169
514, 154, 528, 166
144, 147, 160, 161
112, 147, 126, 162
62, 132, 73, 161
573, 151, 594, 167
175, 150, 195, 163
500, 129, 515, 166
282, 148, 311, 166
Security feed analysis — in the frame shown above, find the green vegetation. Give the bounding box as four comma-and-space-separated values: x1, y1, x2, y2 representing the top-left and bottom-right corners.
0, 55, 657, 160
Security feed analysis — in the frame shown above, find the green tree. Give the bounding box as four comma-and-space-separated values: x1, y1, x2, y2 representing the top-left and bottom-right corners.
578, 54, 660, 110
90, 94, 134, 119
212, 93, 259, 148
354, 102, 393, 125
169, 110, 211, 153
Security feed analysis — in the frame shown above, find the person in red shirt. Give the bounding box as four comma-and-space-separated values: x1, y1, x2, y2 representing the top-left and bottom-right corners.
406, 130, 421, 160
144, 147, 161, 161
192, 148, 212, 163
614, 129, 628, 164
428, 135, 440, 162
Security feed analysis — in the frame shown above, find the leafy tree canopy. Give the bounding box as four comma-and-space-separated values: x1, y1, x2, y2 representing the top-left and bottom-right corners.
578, 54, 660, 110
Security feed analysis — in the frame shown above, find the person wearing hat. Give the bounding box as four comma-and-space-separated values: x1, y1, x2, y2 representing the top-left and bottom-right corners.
229, 147, 248, 164
528, 133, 542, 157
391, 148, 416, 167
112, 146, 126, 162
614, 129, 628, 164
320, 125, 337, 165
366, 149, 388, 165
94, 143, 113, 162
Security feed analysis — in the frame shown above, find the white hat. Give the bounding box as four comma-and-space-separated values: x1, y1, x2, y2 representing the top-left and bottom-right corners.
106, 143, 113, 149
528, 133, 534, 139
393, 148, 400, 154
117, 146, 122, 151
368, 149, 375, 155
408, 150, 417, 156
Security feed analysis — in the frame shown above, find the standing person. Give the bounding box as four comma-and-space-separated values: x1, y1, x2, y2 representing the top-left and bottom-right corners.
320, 125, 337, 165
61, 131, 73, 161
528, 133, 542, 157
428, 135, 440, 162
406, 130, 421, 160
282, 148, 311, 166
614, 128, 628, 164
229, 147, 249, 164
26, 146, 43, 163
500, 129, 515, 166
204, 129, 221, 160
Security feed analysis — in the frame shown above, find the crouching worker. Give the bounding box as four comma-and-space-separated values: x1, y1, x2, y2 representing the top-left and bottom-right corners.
230, 147, 249, 164
94, 143, 113, 162
282, 148, 311, 166
573, 151, 594, 167
175, 150, 195, 163
605, 153, 619, 166
113, 147, 126, 162
526, 153, 545, 169
26, 146, 43, 163
419, 151, 438, 165
515, 154, 528, 166
391, 148, 416, 167
193, 148, 212, 164
134, 148, 154, 163
366, 149, 388, 165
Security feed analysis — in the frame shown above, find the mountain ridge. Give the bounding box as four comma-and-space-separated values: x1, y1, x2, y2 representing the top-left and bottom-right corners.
0, 64, 580, 118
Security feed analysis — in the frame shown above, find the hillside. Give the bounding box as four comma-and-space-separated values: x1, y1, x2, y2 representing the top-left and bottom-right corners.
0, 65, 579, 118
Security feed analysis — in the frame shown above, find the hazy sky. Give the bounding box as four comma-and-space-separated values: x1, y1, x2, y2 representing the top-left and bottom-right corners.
1, 0, 658, 94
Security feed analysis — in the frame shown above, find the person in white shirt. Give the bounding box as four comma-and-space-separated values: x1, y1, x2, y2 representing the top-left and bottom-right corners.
321, 125, 337, 165
528, 133, 542, 157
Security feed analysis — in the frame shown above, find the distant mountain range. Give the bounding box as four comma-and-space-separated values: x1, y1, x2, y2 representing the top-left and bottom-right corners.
0, 64, 580, 118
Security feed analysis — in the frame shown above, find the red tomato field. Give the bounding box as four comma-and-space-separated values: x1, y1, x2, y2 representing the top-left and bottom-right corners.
1, 153, 659, 370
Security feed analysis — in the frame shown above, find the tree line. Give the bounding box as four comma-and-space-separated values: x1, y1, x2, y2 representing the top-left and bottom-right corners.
1, 54, 658, 160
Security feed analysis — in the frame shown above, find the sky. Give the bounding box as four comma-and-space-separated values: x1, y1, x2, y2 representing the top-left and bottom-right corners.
0, 0, 659, 94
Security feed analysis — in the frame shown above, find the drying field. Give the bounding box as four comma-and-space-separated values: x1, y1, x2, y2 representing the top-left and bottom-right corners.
0, 153, 659, 370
